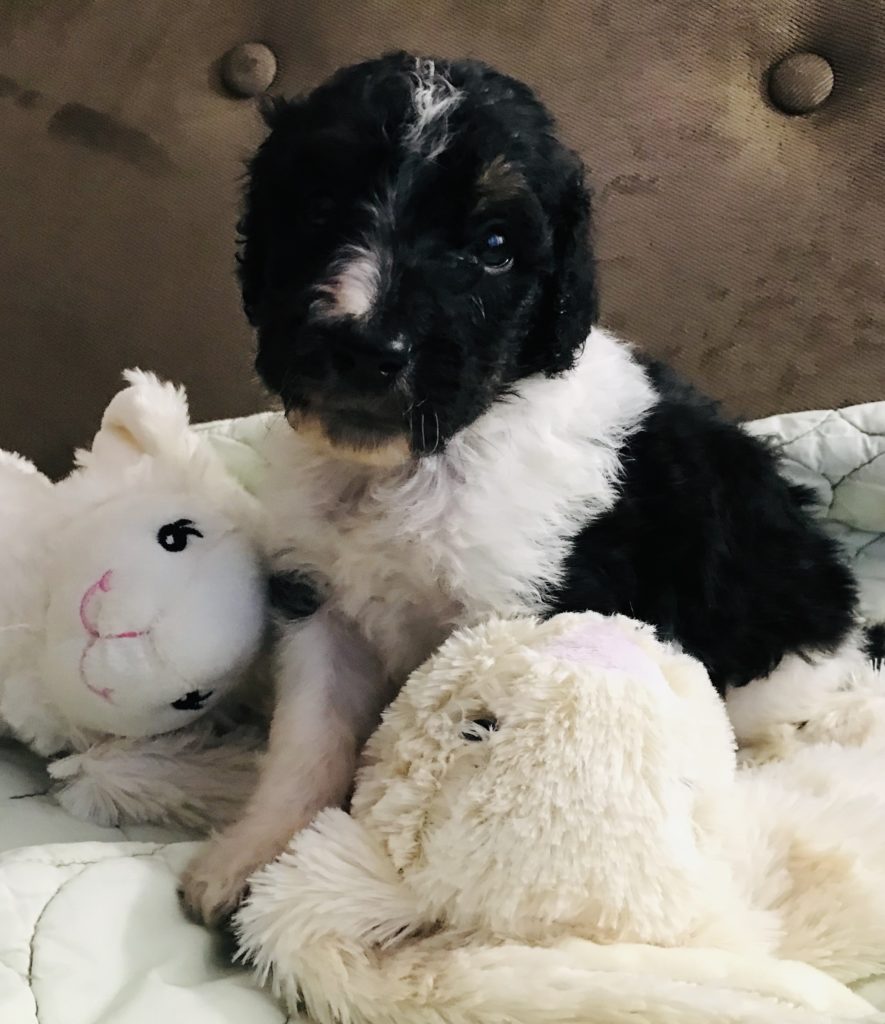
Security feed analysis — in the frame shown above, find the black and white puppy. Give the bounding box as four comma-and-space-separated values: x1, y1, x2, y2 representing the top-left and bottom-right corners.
181, 53, 867, 924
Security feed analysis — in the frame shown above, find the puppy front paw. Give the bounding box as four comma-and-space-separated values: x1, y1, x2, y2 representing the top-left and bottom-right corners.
178, 829, 288, 927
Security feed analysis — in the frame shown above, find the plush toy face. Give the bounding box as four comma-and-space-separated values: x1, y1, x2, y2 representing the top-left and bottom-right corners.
39, 485, 266, 737
354, 613, 738, 945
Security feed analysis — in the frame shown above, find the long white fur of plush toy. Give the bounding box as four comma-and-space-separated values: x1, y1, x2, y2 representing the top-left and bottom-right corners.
237, 613, 885, 1024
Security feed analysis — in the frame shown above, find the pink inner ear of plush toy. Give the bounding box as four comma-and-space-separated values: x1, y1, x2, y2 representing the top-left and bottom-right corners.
543, 618, 668, 690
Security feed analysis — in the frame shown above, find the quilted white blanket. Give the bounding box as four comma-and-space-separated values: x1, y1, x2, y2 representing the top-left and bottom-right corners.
1, 402, 884, 1024
745, 403, 885, 623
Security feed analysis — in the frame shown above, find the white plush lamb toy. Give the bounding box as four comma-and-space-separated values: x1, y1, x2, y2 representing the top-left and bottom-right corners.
237, 612, 885, 1024
0, 371, 269, 830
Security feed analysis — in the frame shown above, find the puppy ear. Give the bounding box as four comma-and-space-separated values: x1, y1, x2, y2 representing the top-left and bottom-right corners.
237, 97, 302, 327
525, 153, 598, 377
237, 144, 274, 328
256, 93, 289, 129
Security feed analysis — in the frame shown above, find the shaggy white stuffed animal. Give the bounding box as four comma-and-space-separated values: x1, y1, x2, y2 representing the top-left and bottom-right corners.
0, 371, 269, 830
237, 612, 885, 1024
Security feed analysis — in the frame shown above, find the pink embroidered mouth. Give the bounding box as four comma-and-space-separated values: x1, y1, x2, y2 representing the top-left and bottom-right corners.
79, 570, 149, 703
84, 680, 115, 703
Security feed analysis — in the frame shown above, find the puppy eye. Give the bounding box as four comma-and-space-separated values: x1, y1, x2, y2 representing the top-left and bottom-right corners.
460, 717, 499, 742
478, 231, 513, 274
304, 198, 335, 231
157, 519, 204, 553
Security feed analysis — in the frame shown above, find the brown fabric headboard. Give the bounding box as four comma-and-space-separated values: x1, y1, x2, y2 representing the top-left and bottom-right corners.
1, 1, 883, 476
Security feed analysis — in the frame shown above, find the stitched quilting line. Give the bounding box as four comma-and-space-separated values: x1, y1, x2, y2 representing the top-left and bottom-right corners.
759, 404, 885, 622
16, 849, 170, 1023
831, 451, 885, 492
750, 409, 837, 450
770, 406, 884, 461
781, 410, 885, 496
769, 453, 838, 512
9, 849, 166, 871
854, 536, 885, 559
832, 405, 885, 439
774, 446, 884, 520
26, 878, 70, 1024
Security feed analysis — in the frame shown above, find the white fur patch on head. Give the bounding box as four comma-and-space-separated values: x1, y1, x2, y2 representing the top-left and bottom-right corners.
312, 245, 384, 323
404, 58, 462, 160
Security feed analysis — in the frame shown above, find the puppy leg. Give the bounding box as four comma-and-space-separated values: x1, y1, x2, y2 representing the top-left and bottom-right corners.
179, 608, 386, 926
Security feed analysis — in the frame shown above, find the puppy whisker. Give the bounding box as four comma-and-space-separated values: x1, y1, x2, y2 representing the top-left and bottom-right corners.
433, 409, 441, 454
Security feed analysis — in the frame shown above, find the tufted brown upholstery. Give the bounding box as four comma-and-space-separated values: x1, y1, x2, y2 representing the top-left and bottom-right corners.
0, 1, 883, 476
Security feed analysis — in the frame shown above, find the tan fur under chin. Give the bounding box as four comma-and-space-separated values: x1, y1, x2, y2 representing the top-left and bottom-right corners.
286, 410, 412, 469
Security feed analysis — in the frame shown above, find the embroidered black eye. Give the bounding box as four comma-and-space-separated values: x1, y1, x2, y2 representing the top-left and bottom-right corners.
171, 689, 213, 711
478, 232, 513, 273
460, 717, 499, 742
157, 519, 203, 553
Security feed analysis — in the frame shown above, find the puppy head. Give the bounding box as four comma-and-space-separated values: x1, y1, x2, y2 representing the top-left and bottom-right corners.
239, 53, 597, 464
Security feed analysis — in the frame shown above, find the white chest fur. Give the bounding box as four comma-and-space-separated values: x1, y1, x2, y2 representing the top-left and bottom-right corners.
260, 330, 656, 679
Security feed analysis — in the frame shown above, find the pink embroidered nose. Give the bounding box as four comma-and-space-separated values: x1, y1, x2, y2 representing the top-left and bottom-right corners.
79, 570, 147, 641
80, 572, 111, 638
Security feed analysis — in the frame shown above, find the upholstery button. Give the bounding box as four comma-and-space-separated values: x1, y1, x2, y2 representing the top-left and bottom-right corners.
768, 53, 834, 114
221, 42, 278, 98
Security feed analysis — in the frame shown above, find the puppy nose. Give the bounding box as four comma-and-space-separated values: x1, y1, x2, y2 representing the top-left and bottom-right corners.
334, 335, 411, 385
373, 336, 411, 378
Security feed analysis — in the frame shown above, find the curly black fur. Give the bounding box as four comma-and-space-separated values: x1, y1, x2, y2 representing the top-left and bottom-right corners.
238, 52, 596, 455
555, 361, 859, 690
866, 622, 885, 668
237, 52, 865, 695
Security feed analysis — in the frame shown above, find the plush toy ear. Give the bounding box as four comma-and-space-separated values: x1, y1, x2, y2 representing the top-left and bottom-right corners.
81, 369, 197, 469
74, 369, 266, 541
